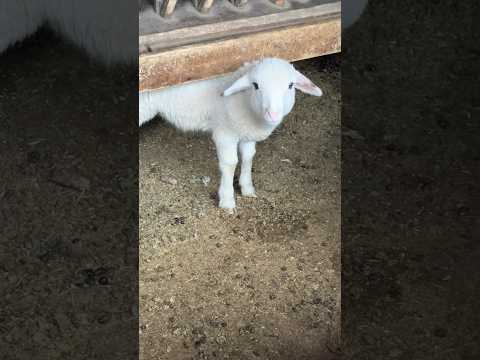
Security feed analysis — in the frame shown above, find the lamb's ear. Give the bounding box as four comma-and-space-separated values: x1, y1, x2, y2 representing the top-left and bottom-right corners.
293, 69, 323, 96
223, 74, 251, 97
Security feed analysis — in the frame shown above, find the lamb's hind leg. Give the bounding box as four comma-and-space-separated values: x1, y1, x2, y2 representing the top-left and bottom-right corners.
239, 141, 257, 198
213, 131, 239, 212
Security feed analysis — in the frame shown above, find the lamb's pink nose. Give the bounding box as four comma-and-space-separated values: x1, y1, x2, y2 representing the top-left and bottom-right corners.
267, 110, 279, 121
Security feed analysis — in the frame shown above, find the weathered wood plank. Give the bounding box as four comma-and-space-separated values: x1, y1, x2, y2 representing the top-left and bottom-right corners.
139, 15, 340, 91
140, 2, 340, 54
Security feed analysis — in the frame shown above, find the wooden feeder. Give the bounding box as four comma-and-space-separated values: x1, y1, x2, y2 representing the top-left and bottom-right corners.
140, 0, 341, 91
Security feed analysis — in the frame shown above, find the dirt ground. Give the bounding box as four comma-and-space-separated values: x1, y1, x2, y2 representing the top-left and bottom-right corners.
139, 57, 341, 360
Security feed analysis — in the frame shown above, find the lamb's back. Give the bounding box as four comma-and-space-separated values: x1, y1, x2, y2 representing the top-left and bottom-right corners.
139, 65, 254, 131
139, 61, 266, 133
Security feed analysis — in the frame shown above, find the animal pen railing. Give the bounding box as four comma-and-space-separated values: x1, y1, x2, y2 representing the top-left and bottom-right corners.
139, 0, 341, 91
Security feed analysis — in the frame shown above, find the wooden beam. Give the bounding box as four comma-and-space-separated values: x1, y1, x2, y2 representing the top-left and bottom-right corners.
139, 15, 340, 91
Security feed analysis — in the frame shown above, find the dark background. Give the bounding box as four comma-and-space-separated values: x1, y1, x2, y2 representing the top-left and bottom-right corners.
0, 27, 139, 359
342, 1, 479, 359
0, 0, 478, 359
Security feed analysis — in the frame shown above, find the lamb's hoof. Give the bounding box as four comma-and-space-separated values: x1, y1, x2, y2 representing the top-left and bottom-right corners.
219, 198, 236, 214
241, 186, 257, 198
220, 206, 236, 215
225, 207, 236, 215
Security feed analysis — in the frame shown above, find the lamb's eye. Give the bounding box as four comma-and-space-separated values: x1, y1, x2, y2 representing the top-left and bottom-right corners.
252, 82, 259, 90
289, 82, 294, 89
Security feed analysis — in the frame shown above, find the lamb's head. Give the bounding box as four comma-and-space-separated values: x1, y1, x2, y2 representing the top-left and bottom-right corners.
223, 58, 323, 125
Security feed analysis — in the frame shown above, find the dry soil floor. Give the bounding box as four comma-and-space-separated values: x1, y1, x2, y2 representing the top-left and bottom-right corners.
139, 57, 341, 360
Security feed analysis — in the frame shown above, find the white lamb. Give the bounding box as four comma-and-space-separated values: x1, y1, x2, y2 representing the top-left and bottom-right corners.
139, 58, 323, 212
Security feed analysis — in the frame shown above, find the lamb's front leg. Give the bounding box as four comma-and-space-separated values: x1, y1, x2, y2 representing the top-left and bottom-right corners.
239, 141, 257, 197
213, 131, 239, 212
